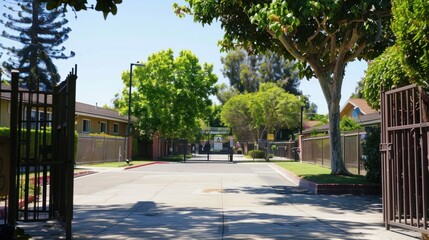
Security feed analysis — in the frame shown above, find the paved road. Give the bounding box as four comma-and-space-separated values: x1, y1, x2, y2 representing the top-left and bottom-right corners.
22, 158, 421, 239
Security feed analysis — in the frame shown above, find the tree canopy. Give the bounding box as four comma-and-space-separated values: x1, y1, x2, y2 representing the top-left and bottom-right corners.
392, 0, 429, 86
221, 49, 301, 95
1, 0, 75, 90
114, 49, 217, 140
221, 83, 301, 145
40, 0, 122, 19
176, 0, 393, 175
362, 46, 410, 110
362, 0, 428, 109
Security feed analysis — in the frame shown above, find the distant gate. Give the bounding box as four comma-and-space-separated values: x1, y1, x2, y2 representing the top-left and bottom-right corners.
380, 84, 429, 234
2, 67, 77, 239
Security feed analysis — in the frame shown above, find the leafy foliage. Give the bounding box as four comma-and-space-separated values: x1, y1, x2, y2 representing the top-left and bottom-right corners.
392, 0, 429, 86
41, 0, 122, 19
0, 127, 78, 158
362, 127, 381, 183
221, 83, 301, 143
248, 150, 266, 159
220, 93, 254, 141
339, 116, 362, 131
362, 46, 411, 110
1, 0, 75, 90
176, 0, 393, 175
307, 113, 328, 124
114, 49, 217, 140
215, 83, 238, 105
221, 49, 301, 95
208, 104, 225, 128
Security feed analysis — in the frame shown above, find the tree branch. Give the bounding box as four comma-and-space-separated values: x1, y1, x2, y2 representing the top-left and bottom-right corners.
308, 17, 321, 42
268, 29, 305, 62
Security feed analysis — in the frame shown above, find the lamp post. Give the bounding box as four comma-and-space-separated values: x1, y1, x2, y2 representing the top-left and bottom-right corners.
300, 106, 305, 135
128, 62, 145, 162
205, 129, 210, 161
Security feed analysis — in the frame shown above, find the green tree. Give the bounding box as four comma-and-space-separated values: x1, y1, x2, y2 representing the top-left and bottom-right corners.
208, 104, 225, 128
221, 93, 255, 143
362, 0, 429, 109
392, 0, 429, 86
1, 0, 75, 90
221, 49, 301, 95
40, 0, 122, 19
215, 83, 238, 105
362, 46, 410, 110
175, 0, 393, 175
114, 49, 217, 140
221, 83, 301, 149
252, 83, 301, 140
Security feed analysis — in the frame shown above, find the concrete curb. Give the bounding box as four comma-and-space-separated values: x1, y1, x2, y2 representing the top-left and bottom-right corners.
270, 164, 381, 195
123, 161, 167, 170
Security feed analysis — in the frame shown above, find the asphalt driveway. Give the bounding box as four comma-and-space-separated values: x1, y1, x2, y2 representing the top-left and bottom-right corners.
21, 159, 421, 239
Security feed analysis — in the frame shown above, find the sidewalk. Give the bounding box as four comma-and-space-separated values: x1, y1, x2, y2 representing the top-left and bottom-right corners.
18, 156, 422, 239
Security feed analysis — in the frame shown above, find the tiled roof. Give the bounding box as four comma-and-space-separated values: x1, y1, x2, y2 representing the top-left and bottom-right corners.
343, 98, 378, 115
75, 102, 128, 122
1, 83, 127, 123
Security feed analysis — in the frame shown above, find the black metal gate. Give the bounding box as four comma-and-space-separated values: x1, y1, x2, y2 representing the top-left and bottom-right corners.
380, 84, 429, 234
2, 67, 77, 239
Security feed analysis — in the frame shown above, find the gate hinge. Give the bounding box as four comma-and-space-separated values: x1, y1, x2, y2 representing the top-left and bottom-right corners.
379, 143, 391, 152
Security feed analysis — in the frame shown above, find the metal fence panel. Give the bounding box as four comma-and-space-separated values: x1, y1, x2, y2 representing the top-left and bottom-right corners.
272, 141, 298, 160
76, 136, 126, 164
302, 131, 365, 176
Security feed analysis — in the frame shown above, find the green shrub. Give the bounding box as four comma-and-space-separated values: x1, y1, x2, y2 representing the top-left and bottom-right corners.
0, 127, 78, 160
248, 150, 266, 158
362, 127, 381, 183
340, 116, 362, 131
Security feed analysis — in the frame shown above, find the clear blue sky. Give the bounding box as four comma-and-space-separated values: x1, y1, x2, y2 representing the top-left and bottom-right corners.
0, 0, 366, 114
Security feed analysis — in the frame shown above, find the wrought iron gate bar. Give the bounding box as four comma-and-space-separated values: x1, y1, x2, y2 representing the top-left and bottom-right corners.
386, 122, 429, 131
381, 84, 429, 234
3, 67, 76, 239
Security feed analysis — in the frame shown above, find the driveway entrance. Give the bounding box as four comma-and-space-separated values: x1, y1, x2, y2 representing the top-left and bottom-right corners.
20, 162, 420, 239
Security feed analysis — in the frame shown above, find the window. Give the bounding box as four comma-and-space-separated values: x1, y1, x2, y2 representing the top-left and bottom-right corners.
100, 122, 107, 133
24, 108, 52, 129
113, 123, 119, 134
82, 119, 91, 133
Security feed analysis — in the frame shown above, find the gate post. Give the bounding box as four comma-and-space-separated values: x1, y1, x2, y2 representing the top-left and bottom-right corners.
7, 70, 19, 226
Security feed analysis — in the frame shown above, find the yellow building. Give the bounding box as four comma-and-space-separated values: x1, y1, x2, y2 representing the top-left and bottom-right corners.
0, 83, 129, 137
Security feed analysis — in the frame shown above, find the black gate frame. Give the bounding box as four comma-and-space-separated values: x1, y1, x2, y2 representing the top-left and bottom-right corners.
3, 66, 76, 239
380, 84, 429, 234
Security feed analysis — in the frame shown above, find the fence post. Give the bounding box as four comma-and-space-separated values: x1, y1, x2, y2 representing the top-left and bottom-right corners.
321, 138, 323, 165
343, 132, 346, 170
357, 129, 361, 175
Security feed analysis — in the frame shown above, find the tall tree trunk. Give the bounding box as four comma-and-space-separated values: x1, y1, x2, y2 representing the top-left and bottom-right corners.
327, 99, 349, 175
318, 74, 351, 175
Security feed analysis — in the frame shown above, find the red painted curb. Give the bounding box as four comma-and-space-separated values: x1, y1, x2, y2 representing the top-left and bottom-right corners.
124, 161, 167, 170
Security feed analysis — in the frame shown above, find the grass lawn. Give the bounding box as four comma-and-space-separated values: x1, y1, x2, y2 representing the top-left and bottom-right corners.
276, 162, 373, 184
79, 160, 153, 168
159, 154, 192, 162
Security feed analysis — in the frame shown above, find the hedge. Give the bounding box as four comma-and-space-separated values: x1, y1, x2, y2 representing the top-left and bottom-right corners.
0, 127, 78, 160
248, 150, 266, 158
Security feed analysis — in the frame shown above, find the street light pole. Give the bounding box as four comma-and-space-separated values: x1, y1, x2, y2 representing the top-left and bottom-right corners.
300, 106, 305, 135
206, 129, 210, 161
128, 62, 145, 162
